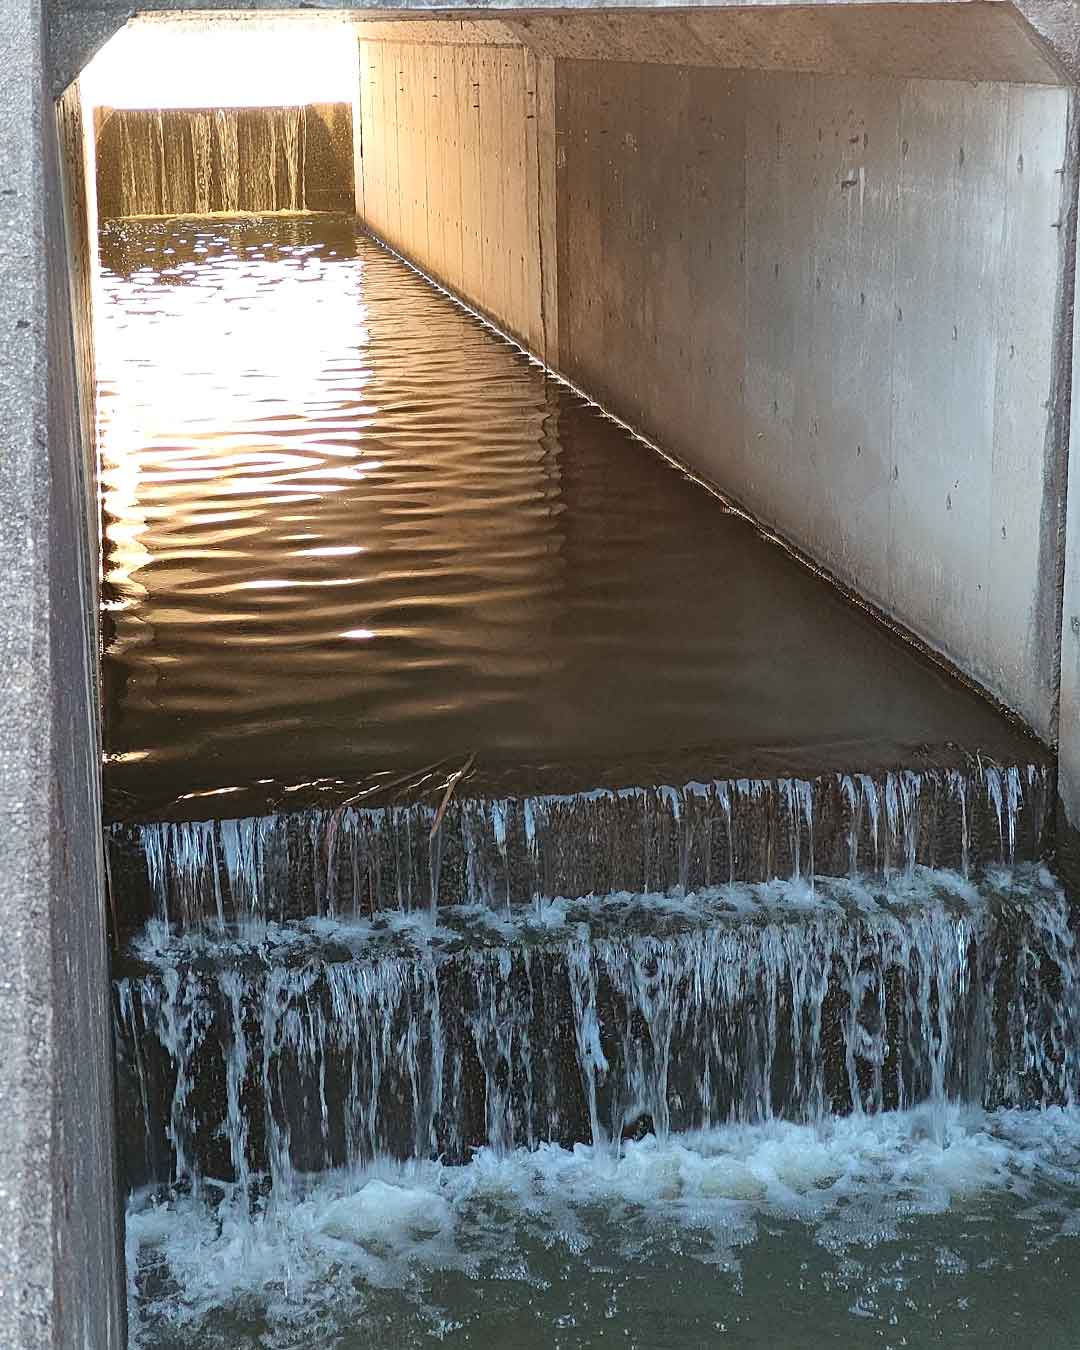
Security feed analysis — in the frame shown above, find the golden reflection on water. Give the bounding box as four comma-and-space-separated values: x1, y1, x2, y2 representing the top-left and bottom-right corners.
98, 215, 570, 806
99, 214, 1034, 820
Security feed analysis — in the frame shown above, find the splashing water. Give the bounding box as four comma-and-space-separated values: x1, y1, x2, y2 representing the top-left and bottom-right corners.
109, 762, 1050, 939
126, 1087, 1080, 1347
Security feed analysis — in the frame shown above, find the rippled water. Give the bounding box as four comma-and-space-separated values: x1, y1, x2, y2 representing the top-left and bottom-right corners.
97, 214, 1040, 822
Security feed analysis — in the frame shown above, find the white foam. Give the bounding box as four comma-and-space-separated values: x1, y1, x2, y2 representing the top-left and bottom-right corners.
128, 863, 1044, 969
127, 1104, 1080, 1347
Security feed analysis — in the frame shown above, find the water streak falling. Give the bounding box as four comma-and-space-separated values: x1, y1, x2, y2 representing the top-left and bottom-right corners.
107, 761, 1051, 938
114, 868, 1080, 1196
95, 105, 351, 217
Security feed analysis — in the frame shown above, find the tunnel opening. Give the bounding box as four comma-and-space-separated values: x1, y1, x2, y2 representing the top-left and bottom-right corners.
45, 6, 1080, 1346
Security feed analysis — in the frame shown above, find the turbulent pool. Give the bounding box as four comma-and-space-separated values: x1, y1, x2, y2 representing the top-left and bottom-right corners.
120, 866, 1080, 1348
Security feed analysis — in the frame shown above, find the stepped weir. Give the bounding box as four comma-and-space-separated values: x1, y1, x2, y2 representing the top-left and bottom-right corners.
99, 208, 1080, 1347
10, 7, 1080, 1344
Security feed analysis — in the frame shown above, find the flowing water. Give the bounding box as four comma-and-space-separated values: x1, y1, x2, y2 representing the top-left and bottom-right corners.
121, 866, 1080, 1348
97, 214, 1043, 824
95, 106, 354, 218
97, 213, 1080, 1348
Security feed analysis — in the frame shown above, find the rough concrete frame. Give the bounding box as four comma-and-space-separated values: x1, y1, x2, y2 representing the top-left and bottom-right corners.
1, 2, 123, 1348
0, 6, 54, 1339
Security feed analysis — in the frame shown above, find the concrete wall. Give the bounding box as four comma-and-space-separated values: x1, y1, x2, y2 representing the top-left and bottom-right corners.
355, 39, 1073, 745
0, 5, 124, 1340
555, 63, 1072, 742
56, 84, 99, 591
49, 81, 125, 1350
1058, 123, 1080, 871
554, 61, 745, 506
357, 37, 552, 355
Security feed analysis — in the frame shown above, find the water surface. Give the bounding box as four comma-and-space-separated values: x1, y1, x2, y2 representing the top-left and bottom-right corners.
127, 1108, 1080, 1349
97, 214, 1043, 823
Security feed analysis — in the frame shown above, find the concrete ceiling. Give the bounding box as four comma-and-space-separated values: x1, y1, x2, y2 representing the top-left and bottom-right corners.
356, 4, 1066, 83
51, 1, 1073, 94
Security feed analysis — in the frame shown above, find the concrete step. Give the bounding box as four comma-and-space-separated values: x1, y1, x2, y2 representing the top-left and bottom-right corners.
114, 865, 1078, 1195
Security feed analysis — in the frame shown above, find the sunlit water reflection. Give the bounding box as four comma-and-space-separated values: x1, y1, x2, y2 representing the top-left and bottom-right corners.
97, 214, 1040, 822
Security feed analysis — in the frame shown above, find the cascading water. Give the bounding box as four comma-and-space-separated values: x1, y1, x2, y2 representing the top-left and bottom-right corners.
120, 867, 1080, 1348
94, 105, 351, 218
116, 868, 1080, 1191
107, 761, 1050, 939
97, 215, 1080, 1348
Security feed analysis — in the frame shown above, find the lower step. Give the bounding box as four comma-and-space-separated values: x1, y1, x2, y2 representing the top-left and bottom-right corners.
115, 864, 1078, 1194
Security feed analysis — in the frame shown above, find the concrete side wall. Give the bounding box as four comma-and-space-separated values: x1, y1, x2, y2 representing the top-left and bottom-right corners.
0, 1, 123, 1342
357, 37, 547, 354
743, 73, 1070, 741
50, 78, 125, 1350
56, 84, 98, 600
555, 61, 746, 481
555, 62, 1072, 741
1057, 97, 1080, 866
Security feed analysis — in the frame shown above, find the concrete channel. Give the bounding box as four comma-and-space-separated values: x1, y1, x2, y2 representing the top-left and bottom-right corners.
5, 1, 1080, 1343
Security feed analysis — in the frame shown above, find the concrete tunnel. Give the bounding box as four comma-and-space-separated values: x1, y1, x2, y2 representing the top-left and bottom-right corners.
6, 0, 1080, 1343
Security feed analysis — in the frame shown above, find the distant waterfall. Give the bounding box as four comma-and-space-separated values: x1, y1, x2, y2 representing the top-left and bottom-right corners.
95, 103, 353, 218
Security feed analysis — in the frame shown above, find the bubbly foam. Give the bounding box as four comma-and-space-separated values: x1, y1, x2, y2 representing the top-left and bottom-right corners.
127, 1104, 1080, 1347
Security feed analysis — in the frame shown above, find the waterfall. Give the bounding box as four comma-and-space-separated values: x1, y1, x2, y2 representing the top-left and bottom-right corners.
114, 868, 1080, 1196
95, 105, 349, 218
106, 761, 1052, 939
190, 111, 212, 215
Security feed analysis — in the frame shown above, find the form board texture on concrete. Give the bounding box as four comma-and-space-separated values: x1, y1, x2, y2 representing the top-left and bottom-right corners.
0, 9, 123, 1349
357, 39, 551, 352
